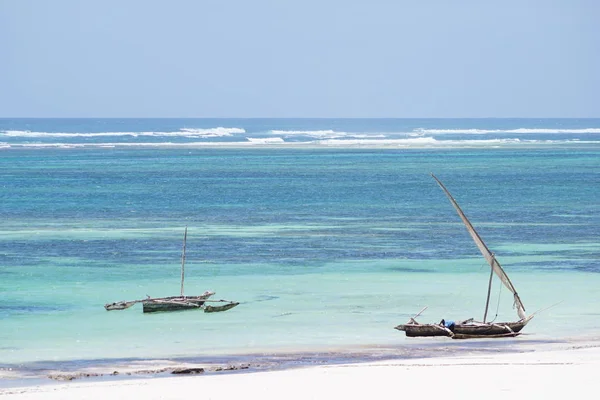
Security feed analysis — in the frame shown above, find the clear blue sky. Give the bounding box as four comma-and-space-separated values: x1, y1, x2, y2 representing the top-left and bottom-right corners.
1, 0, 598, 118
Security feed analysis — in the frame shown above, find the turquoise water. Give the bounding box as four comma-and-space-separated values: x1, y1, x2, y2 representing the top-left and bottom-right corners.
1, 119, 599, 376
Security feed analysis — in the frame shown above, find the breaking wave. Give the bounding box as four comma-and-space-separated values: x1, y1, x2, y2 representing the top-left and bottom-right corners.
247, 137, 285, 144
0, 127, 245, 138
415, 128, 600, 135
270, 129, 346, 138
2, 137, 595, 149
269, 130, 388, 139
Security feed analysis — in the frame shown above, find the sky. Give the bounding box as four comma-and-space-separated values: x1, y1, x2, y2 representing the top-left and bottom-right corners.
1, 0, 599, 118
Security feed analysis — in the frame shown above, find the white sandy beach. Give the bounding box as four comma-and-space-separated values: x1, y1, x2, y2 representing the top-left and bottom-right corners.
1, 342, 597, 400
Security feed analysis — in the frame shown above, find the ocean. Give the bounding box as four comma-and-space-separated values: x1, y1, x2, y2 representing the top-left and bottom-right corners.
1, 118, 599, 380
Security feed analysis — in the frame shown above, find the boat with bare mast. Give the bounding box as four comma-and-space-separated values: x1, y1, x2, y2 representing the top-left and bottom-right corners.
395, 174, 532, 339
104, 227, 239, 314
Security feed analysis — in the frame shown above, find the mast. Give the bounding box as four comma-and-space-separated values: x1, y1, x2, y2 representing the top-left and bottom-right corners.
483, 267, 494, 322
431, 174, 527, 321
180, 226, 187, 297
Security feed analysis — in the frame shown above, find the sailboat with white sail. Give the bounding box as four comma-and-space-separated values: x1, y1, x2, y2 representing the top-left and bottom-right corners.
395, 174, 533, 339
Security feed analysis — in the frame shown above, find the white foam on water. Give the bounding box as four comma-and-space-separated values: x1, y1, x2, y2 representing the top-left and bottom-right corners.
247, 137, 285, 144
179, 127, 245, 137
0, 127, 245, 138
270, 129, 348, 138
415, 128, 600, 135
1, 138, 597, 150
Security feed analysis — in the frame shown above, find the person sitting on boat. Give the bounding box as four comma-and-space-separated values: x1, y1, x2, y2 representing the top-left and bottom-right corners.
440, 319, 455, 331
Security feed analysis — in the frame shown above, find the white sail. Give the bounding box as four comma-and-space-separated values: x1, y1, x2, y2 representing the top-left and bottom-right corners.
431, 174, 527, 321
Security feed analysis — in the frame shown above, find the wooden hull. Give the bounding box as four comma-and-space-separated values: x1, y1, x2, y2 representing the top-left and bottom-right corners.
453, 320, 529, 336
396, 317, 531, 339
105, 301, 139, 311
452, 332, 521, 339
142, 294, 213, 313
395, 323, 452, 337
204, 302, 240, 313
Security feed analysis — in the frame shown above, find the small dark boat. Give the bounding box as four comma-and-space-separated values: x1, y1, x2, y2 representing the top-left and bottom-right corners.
396, 316, 531, 338
395, 174, 533, 339
204, 301, 240, 313
105, 227, 239, 314
141, 292, 214, 313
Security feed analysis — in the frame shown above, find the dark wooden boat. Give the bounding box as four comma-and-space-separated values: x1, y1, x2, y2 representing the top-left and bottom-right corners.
141, 292, 214, 313
105, 227, 239, 314
396, 317, 531, 338
203, 301, 240, 313
105, 292, 214, 312
395, 174, 532, 339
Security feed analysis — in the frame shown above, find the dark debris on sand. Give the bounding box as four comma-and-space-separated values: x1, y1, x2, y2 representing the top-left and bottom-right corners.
47, 364, 251, 381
